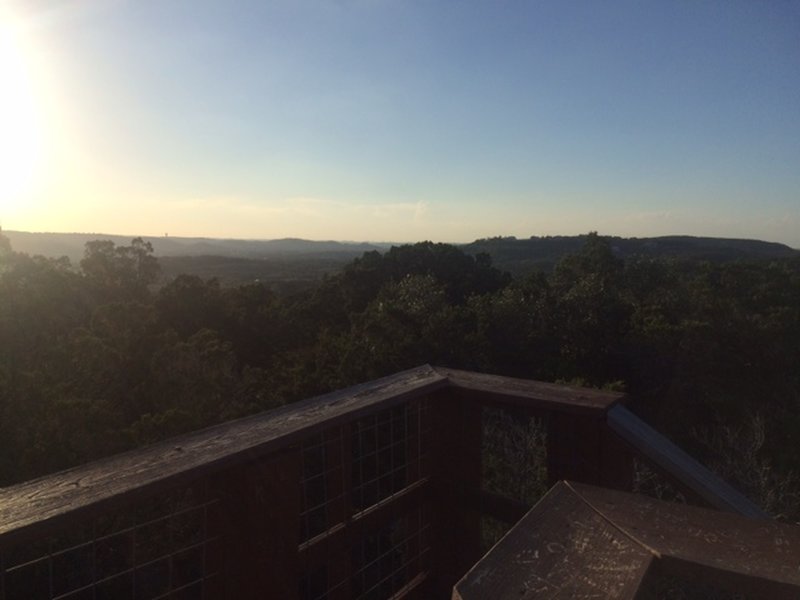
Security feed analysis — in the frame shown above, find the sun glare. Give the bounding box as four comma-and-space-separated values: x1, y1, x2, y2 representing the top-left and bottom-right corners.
0, 19, 44, 214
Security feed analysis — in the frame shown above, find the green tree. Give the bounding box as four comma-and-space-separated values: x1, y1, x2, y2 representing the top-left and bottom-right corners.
0, 227, 12, 258
550, 233, 631, 384
81, 237, 160, 300
155, 275, 228, 338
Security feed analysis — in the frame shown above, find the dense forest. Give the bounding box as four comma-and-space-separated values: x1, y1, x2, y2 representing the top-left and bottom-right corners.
1, 230, 798, 520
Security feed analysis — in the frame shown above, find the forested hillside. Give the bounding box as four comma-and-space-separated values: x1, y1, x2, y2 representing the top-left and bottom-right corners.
463, 234, 799, 275
1, 230, 798, 520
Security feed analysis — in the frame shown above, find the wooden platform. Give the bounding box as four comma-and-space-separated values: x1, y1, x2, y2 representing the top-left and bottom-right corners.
453, 481, 800, 600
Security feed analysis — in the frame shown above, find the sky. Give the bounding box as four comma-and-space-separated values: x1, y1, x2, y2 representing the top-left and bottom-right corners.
1, 0, 798, 246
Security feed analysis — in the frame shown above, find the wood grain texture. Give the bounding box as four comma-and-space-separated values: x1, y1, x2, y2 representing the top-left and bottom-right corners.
572, 482, 800, 598
453, 482, 655, 600
454, 481, 800, 600
436, 367, 627, 415
0, 365, 447, 544
607, 405, 767, 518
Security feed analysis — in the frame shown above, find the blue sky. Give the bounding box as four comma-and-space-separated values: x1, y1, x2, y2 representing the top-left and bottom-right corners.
2, 0, 799, 245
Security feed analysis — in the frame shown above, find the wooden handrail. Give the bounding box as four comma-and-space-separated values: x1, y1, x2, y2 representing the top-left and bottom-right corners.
607, 404, 768, 518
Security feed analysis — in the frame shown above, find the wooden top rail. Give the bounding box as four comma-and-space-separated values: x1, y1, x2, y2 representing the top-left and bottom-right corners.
438, 367, 626, 415
454, 481, 800, 600
0, 366, 624, 546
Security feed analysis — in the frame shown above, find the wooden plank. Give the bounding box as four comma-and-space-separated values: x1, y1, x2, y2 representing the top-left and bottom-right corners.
461, 487, 532, 524
436, 367, 627, 415
547, 413, 605, 485
0, 365, 448, 545
607, 405, 767, 518
211, 447, 303, 599
431, 389, 484, 598
453, 481, 655, 600
571, 482, 800, 599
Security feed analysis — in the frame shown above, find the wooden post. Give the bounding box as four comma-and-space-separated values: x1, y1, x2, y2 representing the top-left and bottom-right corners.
211, 447, 303, 599
429, 389, 483, 599
546, 413, 633, 490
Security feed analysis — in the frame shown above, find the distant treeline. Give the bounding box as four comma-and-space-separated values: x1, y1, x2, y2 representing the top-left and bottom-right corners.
0, 230, 798, 520
5, 229, 797, 283
463, 234, 799, 275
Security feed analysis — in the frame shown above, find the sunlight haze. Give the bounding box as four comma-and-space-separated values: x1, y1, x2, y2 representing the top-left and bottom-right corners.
1, 1, 798, 246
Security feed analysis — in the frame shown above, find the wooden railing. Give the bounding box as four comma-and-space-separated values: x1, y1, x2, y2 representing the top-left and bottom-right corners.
0, 366, 767, 599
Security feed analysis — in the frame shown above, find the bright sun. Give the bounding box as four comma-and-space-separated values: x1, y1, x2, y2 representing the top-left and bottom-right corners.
0, 19, 44, 213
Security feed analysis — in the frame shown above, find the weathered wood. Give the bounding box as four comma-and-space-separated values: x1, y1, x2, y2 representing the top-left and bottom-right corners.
453, 482, 655, 599
547, 414, 634, 490
462, 487, 532, 525
436, 367, 627, 415
212, 447, 303, 599
547, 413, 602, 485
0, 365, 447, 545
607, 404, 767, 518
455, 481, 800, 600
571, 482, 800, 599
431, 389, 484, 598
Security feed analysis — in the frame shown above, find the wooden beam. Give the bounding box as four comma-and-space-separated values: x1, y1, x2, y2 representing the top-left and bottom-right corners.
435, 367, 627, 415
430, 389, 484, 598
460, 487, 532, 525
607, 405, 767, 518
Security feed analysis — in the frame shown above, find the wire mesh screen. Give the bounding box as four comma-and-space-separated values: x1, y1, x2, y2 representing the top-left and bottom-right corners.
297, 398, 432, 600
351, 402, 428, 513
351, 506, 431, 600
299, 428, 347, 543
0, 479, 221, 600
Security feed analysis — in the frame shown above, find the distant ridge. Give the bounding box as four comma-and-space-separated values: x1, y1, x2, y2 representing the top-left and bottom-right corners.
462, 234, 799, 274
2, 231, 389, 263
3, 231, 797, 274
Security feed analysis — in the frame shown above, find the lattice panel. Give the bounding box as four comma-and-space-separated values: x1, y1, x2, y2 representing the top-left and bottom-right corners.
351, 402, 429, 513
297, 399, 432, 600
351, 507, 431, 600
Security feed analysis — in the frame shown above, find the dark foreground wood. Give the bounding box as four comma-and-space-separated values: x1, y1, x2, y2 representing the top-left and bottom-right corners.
453, 481, 800, 600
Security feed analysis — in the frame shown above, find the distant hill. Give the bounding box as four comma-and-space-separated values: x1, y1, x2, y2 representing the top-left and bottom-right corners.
4, 230, 797, 284
462, 235, 799, 274
2, 231, 389, 263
